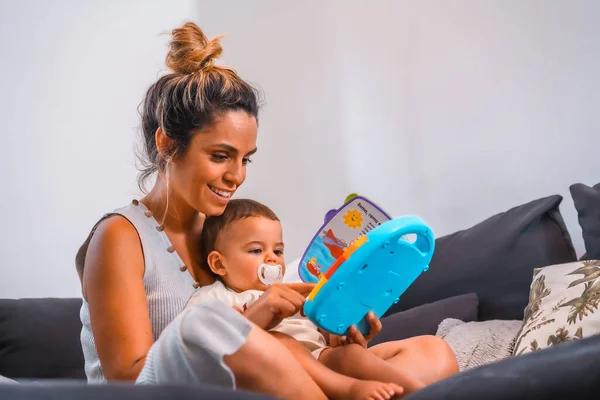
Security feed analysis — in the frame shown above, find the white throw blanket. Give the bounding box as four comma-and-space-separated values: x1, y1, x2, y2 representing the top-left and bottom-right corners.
436, 318, 523, 371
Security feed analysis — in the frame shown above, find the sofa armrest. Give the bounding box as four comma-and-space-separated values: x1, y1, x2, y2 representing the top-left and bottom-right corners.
403, 333, 600, 399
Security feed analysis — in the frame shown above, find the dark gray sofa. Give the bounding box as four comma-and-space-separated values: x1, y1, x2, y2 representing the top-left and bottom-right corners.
2, 193, 600, 399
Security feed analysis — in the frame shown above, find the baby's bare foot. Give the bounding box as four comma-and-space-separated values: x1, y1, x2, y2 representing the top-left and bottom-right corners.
346, 380, 404, 400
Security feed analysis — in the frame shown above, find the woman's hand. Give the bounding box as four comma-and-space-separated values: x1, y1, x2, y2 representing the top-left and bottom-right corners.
326, 311, 383, 348
242, 282, 315, 330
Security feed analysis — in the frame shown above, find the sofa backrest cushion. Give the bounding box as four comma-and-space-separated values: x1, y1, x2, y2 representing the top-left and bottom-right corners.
386, 195, 578, 321
570, 182, 600, 260
0, 298, 85, 380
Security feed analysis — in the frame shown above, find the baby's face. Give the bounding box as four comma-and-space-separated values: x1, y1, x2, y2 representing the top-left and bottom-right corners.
215, 216, 286, 292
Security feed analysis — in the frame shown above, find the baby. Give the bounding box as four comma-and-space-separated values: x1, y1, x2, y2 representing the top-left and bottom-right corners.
186, 199, 425, 399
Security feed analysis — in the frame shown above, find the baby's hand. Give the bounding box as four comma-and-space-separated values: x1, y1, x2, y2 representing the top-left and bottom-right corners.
242, 282, 315, 330
319, 328, 349, 347
323, 311, 383, 348
347, 312, 383, 347
327, 332, 349, 348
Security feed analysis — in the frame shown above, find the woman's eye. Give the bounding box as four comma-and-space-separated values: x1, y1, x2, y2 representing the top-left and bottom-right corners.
242, 157, 253, 165
211, 154, 228, 162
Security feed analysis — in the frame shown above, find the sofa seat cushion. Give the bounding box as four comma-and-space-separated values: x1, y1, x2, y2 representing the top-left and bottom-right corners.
403, 333, 600, 400
0, 381, 275, 399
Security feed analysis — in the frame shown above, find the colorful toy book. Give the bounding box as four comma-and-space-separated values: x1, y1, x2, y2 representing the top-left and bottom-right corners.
299, 194, 435, 336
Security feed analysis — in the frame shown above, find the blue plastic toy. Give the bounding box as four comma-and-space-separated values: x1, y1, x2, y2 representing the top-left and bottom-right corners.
302, 215, 435, 336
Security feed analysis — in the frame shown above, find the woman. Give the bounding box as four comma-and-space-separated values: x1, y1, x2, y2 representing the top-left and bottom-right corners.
75, 21, 457, 399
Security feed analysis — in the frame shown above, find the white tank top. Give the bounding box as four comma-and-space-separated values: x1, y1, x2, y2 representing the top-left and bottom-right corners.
79, 200, 199, 383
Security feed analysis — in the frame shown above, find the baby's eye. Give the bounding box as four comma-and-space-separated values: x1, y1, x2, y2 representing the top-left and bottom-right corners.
249, 249, 262, 254
274, 250, 284, 256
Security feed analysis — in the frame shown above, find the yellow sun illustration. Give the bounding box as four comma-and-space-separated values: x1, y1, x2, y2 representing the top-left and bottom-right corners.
343, 209, 363, 229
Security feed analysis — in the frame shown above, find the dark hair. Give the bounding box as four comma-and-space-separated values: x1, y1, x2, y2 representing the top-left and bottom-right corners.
137, 22, 262, 192
199, 199, 280, 271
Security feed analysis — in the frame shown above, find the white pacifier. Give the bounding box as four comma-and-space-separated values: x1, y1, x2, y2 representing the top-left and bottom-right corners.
258, 263, 283, 285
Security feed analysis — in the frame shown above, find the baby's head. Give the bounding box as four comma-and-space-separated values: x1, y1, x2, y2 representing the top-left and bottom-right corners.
200, 199, 286, 292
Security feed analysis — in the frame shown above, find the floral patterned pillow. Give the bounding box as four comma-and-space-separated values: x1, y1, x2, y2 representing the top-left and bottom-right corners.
513, 260, 600, 356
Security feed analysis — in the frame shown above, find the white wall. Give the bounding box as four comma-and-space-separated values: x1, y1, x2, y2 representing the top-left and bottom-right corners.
199, 0, 600, 265
0, 0, 197, 298
333, 0, 600, 238
1, 0, 599, 298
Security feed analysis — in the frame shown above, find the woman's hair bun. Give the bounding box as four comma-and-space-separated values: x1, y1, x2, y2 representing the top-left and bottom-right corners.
165, 22, 224, 75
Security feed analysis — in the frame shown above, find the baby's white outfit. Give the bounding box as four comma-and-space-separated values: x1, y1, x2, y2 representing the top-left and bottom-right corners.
186, 280, 329, 359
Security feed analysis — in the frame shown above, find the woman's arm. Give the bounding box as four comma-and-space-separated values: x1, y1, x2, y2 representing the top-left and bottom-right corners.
82, 215, 153, 381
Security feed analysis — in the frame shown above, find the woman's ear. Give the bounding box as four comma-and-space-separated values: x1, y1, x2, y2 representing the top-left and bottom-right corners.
207, 251, 227, 277
155, 127, 172, 160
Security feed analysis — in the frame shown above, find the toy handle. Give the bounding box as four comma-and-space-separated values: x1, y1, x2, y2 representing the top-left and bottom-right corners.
380, 215, 434, 259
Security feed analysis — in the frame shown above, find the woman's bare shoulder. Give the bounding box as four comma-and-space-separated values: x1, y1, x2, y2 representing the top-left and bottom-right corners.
81, 214, 145, 297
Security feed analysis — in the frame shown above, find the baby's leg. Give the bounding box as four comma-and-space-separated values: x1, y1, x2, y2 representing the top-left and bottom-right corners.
270, 331, 403, 400
319, 343, 427, 395
368, 336, 459, 386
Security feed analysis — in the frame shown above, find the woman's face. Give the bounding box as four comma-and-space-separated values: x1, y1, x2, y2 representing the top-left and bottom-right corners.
169, 110, 258, 216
